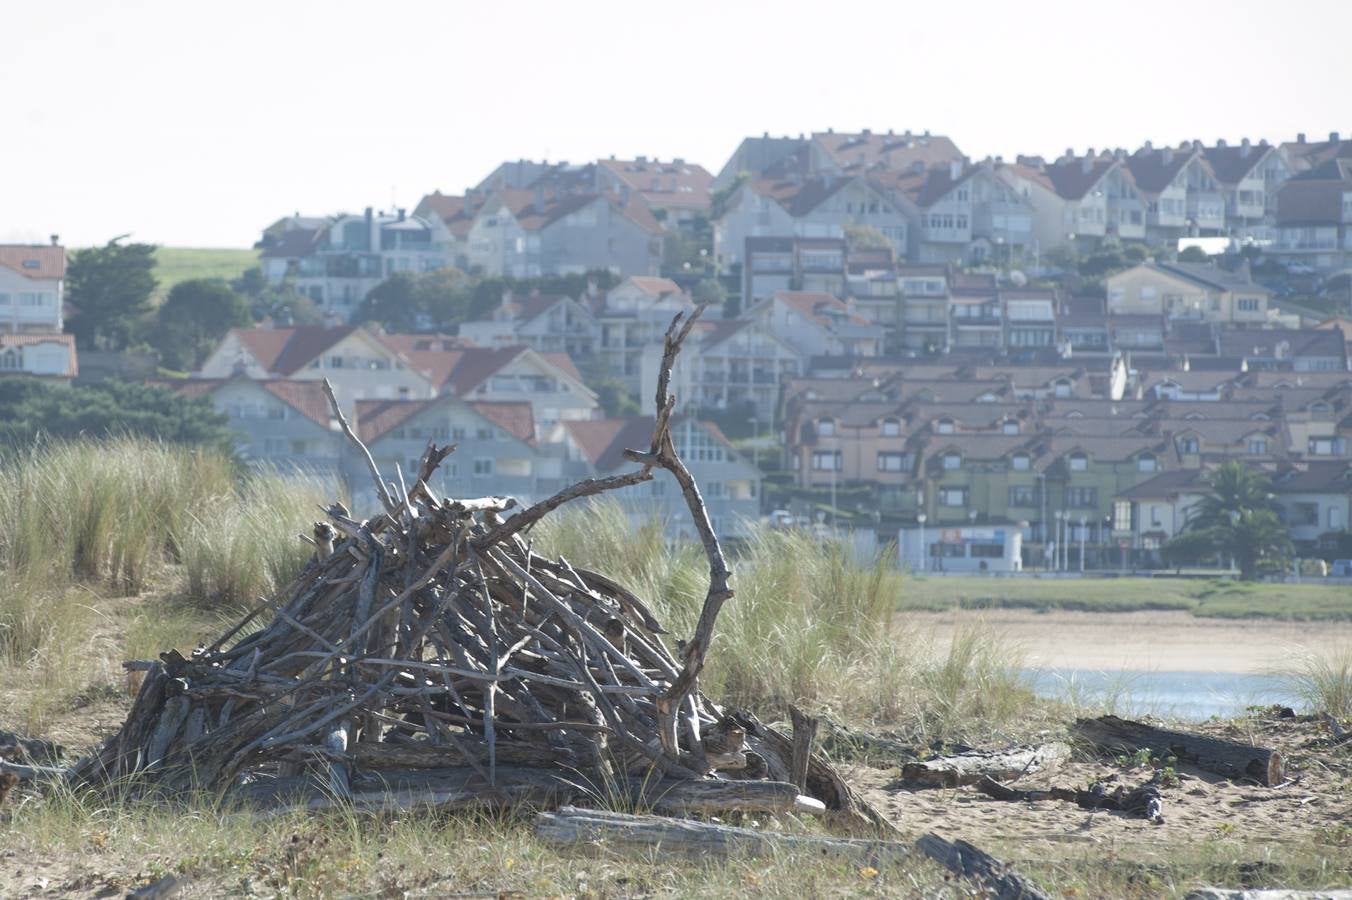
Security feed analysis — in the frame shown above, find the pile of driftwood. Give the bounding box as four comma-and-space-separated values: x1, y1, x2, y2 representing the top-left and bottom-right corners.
63, 310, 880, 830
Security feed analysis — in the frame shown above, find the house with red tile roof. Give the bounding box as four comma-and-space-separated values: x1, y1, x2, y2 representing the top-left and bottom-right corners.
0, 333, 78, 381
1200, 139, 1291, 241
1271, 158, 1352, 273
996, 151, 1147, 253
172, 376, 344, 477
743, 290, 884, 359
355, 394, 548, 511
457, 291, 598, 356
548, 415, 762, 540
594, 157, 714, 226
873, 161, 1034, 265
1, 240, 65, 335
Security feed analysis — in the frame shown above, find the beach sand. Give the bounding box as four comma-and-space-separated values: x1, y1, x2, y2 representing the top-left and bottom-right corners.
907, 608, 1352, 674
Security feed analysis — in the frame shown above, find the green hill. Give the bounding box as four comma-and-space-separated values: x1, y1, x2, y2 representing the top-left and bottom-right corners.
152, 247, 260, 301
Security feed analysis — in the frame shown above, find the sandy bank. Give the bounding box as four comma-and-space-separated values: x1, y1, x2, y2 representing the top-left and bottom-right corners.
907, 608, 1352, 673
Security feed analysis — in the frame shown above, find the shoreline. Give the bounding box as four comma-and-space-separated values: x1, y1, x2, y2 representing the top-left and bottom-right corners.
905, 608, 1352, 674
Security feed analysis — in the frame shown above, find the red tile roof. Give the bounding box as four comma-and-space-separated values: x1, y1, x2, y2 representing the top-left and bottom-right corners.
258, 227, 324, 259
0, 333, 77, 376
812, 131, 965, 173
771, 290, 873, 329
413, 192, 474, 238
0, 245, 66, 280
597, 158, 714, 210
230, 326, 359, 375
171, 377, 334, 428
493, 190, 664, 236
356, 396, 536, 446
469, 401, 536, 445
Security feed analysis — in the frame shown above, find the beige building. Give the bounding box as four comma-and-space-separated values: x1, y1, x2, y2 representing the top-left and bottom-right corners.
1105, 261, 1271, 324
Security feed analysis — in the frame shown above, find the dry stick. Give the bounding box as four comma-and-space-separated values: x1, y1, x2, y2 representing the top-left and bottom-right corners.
321, 377, 399, 519
620, 306, 732, 764
474, 470, 655, 550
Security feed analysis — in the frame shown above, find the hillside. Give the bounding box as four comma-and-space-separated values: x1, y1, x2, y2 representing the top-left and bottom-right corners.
151, 246, 260, 301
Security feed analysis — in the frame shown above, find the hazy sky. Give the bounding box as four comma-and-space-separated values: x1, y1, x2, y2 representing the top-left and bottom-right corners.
5, 0, 1349, 248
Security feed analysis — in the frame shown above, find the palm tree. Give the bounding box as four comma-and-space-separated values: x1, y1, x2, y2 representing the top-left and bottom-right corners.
1185, 462, 1291, 579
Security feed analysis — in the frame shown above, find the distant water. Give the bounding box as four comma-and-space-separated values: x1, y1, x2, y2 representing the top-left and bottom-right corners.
1027, 668, 1301, 721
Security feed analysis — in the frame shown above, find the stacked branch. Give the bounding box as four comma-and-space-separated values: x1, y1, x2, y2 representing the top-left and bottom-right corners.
66, 309, 880, 830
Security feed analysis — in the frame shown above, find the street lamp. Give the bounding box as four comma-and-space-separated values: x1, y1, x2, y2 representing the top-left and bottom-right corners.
1079, 515, 1086, 573
917, 513, 927, 573
1054, 511, 1064, 571
748, 417, 759, 471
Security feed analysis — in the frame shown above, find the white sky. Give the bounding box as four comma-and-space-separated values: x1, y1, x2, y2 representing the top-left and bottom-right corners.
4, 0, 1349, 248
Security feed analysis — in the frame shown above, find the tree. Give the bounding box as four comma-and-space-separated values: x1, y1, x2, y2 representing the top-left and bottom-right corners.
843, 224, 893, 252
578, 356, 639, 417
1181, 462, 1292, 580
0, 379, 234, 451
1178, 246, 1209, 263
66, 238, 159, 351
1123, 244, 1150, 264
153, 279, 253, 371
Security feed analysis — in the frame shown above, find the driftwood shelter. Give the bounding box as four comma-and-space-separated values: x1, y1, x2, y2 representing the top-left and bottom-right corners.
64, 307, 883, 831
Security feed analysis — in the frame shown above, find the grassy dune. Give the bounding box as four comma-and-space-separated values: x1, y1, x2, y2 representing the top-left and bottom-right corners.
151, 247, 260, 301
1, 439, 1349, 897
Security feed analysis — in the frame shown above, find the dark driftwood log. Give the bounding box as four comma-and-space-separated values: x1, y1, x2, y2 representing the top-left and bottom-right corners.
901, 742, 1071, 788
0, 729, 63, 765
975, 776, 1164, 821
1073, 715, 1285, 786
789, 706, 819, 792
535, 806, 912, 863
916, 833, 1051, 900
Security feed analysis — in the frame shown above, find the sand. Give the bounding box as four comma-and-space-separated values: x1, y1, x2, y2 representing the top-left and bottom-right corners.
908, 609, 1352, 674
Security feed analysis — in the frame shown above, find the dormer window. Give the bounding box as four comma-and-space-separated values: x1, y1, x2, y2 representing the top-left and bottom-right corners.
1179, 436, 1200, 454
817, 417, 836, 436
1137, 453, 1157, 473
935, 418, 955, 435
1011, 453, 1031, 471
1068, 452, 1088, 472
1247, 437, 1267, 456
881, 417, 901, 437
1053, 379, 1072, 398
1001, 419, 1020, 435
942, 452, 961, 470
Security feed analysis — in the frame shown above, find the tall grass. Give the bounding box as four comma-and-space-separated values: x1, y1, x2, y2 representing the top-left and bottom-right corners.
535, 500, 1038, 742
0, 439, 332, 667
1275, 644, 1352, 719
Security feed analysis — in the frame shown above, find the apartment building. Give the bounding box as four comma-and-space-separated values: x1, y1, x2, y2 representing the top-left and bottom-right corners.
996, 151, 1146, 253
1106, 261, 1271, 324
258, 209, 451, 320
874, 161, 1034, 264
1201, 139, 1291, 242
743, 236, 847, 304
1271, 158, 1352, 272
458, 291, 598, 356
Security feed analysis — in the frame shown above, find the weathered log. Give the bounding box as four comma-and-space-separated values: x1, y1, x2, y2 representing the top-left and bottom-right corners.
1073, 715, 1285, 786
789, 706, 819, 792
916, 833, 1051, 900
0, 729, 63, 765
975, 776, 1164, 821
901, 742, 1071, 788
125, 873, 188, 900
0, 757, 68, 782
1189, 886, 1352, 891
535, 806, 911, 863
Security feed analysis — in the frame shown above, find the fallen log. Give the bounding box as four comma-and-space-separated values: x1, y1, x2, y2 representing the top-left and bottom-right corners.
125, 873, 188, 900
901, 742, 1070, 788
1189, 886, 1352, 891
0, 729, 63, 765
975, 775, 1163, 822
535, 806, 911, 863
1073, 715, 1285, 786
916, 833, 1051, 900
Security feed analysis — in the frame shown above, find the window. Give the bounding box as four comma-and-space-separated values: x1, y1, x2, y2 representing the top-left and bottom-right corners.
1237, 298, 1260, 313
1008, 485, 1037, 507
476, 427, 493, 440
1178, 436, 1199, 454
1068, 453, 1088, 472
0, 350, 20, 370
328, 355, 344, 369
1001, 420, 1019, 435
1332, 507, 1345, 530
1141, 286, 1158, 300
706, 481, 724, 498
877, 451, 908, 473
1247, 437, 1267, 456
1137, 454, 1157, 473
817, 417, 836, 436
935, 418, 955, 435
1054, 380, 1072, 398
971, 543, 1003, 558
942, 453, 961, 470
880, 418, 901, 437
1113, 500, 1131, 532
1067, 487, 1098, 508
1309, 437, 1338, 456
811, 450, 842, 471
940, 488, 967, 507
473, 458, 494, 476
1011, 454, 1030, 471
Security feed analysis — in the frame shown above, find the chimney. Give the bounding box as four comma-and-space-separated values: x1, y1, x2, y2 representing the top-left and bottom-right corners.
636, 154, 647, 163
1162, 147, 1174, 165
1297, 132, 1307, 144
397, 208, 406, 221
365, 207, 376, 252
827, 127, 834, 134
1143, 140, 1153, 151
673, 156, 684, 165
49, 234, 59, 246
949, 159, 962, 180
1331, 131, 1342, 143
464, 188, 477, 213
1081, 155, 1093, 175
1240, 137, 1251, 157
1217, 138, 1227, 148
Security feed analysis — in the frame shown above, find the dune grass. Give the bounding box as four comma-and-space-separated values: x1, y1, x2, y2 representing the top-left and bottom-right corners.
1274, 644, 1352, 720
534, 501, 1039, 744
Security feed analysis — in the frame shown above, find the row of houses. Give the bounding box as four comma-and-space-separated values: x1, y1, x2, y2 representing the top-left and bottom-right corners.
173, 374, 760, 541
780, 364, 1352, 567
713, 129, 1352, 271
